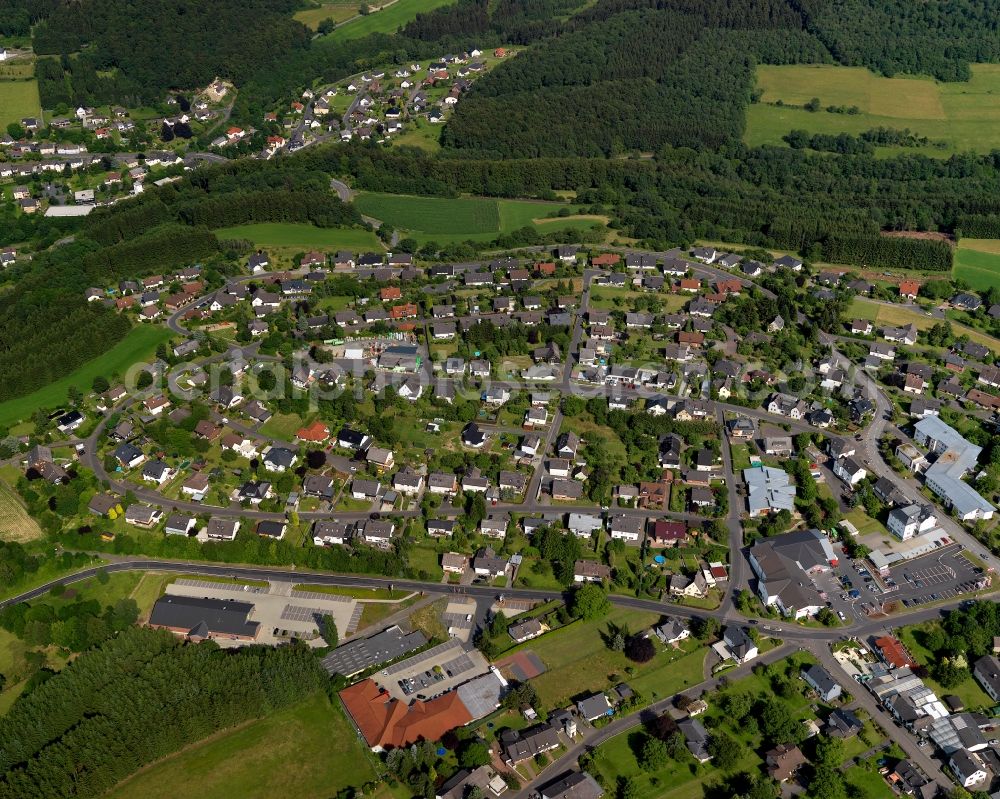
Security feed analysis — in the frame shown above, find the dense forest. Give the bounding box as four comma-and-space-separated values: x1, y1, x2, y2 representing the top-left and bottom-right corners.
33, 0, 310, 107
0, 627, 326, 799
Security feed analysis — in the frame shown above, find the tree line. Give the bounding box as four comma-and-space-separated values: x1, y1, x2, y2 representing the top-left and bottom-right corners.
0, 626, 326, 799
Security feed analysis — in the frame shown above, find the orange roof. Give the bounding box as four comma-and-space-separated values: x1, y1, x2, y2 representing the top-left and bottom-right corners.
874, 636, 916, 668
592, 254, 620, 266
226, 126, 242, 135
535, 262, 556, 274
296, 421, 330, 442
899, 280, 920, 296
715, 279, 742, 294
340, 679, 472, 749
679, 278, 701, 290
380, 286, 402, 300
390, 303, 418, 319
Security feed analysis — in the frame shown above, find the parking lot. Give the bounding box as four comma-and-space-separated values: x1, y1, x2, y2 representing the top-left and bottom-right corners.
808, 544, 988, 620
890, 545, 989, 609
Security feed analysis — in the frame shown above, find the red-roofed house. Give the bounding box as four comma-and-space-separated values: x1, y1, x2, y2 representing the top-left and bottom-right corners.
715, 279, 743, 295
874, 635, 916, 668
296, 421, 330, 443
381, 286, 402, 301
592, 253, 620, 267
649, 520, 688, 547
390, 303, 419, 320
899, 280, 920, 300
340, 679, 473, 750
678, 278, 701, 292
535, 262, 556, 276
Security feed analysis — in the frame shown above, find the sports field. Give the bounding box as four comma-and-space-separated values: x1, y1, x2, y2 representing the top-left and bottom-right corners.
105, 695, 378, 799
353, 192, 608, 244
324, 0, 458, 42
0, 79, 40, 128
0, 325, 172, 428
214, 222, 382, 250
746, 63, 1000, 156
954, 239, 1000, 291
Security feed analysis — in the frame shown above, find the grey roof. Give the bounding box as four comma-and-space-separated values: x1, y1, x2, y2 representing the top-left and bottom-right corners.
577, 693, 612, 720
503, 722, 561, 763
321, 625, 427, 676
540, 772, 604, 799
149, 595, 259, 638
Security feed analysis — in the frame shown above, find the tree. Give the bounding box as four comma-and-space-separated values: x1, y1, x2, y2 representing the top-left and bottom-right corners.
561, 395, 585, 416
319, 614, 338, 646
569, 583, 610, 621
317, 17, 336, 34
638, 735, 669, 770
625, 635, 655, 663
691, 616, 720, 641
708, 732, 741, 771
92, 375, 110, 394
6, 122, 25, 139
458, 739, 491, 768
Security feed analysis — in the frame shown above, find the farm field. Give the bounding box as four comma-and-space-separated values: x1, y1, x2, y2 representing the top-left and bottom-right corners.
105, 695, 378, 799
324, 0, 459, 42
953, 239, 1000, 290
848, 296, 1000, 355
353, 192, 607, 244
0, 479, 42, 542
746, 63, 1000, 156
293, 1, 359, 28
213, 223, 382, 251
0, 325, 173, 428
0, 77, 40, 128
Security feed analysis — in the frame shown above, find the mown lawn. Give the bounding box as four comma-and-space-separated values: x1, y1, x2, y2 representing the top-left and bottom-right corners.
849, 296, 1000, 354
510, 608, 706, 709
105, 694, 379, 799
953, 239, 1000, 290
0, 78, 40, 128
746, 63, 1000, 157
293, 1, 359, 28
214, 223, 382, 251
0, 325, 173, 427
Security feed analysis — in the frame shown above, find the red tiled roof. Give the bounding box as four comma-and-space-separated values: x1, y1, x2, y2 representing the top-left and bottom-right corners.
340, 679, 473, 749
650, 520, 687, 542
899, 280, 920, 296
296, 421, 330, 442
874, 636, 916, 668
592, 254, 620, 266
381, 287, 402, 300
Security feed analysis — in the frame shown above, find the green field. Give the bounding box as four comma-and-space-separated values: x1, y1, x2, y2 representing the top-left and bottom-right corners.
848, 296, 1000, 354
214, 223, 382, 250
510, 608, 706, 709
353, 192, 607, 244
954, 239, 1000, 290
0, 78, 40, 128
0, 325, 173, 428
897, 622, 994, 712
293, 1, 359, 28
747, 63, 1000, 156
105, 695, 378, 799
324, 0, 459, 41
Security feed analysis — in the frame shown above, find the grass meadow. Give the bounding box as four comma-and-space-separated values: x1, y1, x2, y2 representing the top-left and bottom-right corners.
213, 222, 382, 251
104, 695, 378, 799
746, 63, 1000, 156
0, 77, 40, 128
323, 0, 459, 42
0, 325, 172, 428
352, 192, 608, 244
953, 239, 1000, 290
